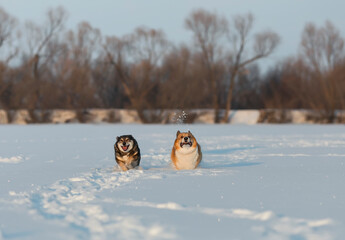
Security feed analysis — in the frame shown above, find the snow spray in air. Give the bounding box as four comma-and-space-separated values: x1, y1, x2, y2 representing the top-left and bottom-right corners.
172, 111, 188, 124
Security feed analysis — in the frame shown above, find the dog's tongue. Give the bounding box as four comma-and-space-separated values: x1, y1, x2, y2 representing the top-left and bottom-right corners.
122, 145, 128, 151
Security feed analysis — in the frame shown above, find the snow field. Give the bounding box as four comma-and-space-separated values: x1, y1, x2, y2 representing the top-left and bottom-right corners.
0, 124, 345, 239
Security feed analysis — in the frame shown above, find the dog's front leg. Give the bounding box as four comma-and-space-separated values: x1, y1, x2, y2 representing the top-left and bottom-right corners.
117, 161, 129, 171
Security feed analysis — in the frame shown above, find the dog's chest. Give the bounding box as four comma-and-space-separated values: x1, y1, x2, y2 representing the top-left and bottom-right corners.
117, 153, 132, 164
175, 149, 199, 170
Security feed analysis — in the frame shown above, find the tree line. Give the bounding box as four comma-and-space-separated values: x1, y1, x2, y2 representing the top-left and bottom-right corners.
0, 6, 344, 123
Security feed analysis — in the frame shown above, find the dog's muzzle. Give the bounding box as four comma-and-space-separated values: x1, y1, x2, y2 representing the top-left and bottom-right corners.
180, 142, 192, 148
121, 144, 129, 151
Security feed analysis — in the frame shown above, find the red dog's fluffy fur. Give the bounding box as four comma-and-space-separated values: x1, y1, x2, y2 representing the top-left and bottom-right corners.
171, 131, 202, 170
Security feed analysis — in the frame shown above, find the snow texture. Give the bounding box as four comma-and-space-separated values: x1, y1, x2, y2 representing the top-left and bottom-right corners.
0, 124, 345, 240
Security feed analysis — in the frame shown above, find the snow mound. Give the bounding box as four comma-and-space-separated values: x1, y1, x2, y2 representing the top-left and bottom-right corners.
0, 156, 23, 164
0, 110, 8, 124
229, 110, 260, 124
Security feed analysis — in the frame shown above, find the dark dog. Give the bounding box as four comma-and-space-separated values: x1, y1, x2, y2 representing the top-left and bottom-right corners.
114, 135, 141, 171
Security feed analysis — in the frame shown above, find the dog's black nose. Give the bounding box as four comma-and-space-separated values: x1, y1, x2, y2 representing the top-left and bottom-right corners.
184, 137, 189, 142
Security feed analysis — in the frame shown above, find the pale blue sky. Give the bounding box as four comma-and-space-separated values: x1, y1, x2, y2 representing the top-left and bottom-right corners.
1, 0, 344, 71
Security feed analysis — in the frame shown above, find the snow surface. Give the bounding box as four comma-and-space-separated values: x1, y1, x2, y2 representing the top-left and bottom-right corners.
0, 124, 345, 240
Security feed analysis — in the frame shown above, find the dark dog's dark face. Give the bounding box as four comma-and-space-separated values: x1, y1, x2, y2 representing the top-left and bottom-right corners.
116, 135, 135, 153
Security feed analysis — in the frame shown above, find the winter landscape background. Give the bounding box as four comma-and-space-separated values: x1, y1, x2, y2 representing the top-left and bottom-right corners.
1, 123, 345, 239
1, 1, 345, 239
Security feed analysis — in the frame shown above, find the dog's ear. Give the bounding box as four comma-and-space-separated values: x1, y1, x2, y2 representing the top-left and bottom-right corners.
116, 136, 120, 141
176, 130, 181, 137
129, 135, 136, 142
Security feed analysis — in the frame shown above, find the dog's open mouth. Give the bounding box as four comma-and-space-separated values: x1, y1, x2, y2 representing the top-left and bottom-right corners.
121, 145, 129, 151
180, 142, 192, 148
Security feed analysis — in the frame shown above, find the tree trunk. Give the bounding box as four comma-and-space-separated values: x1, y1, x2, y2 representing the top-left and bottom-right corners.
208, 67, 221, 123
221, 69, 237, 123
106, 54, 149, 123
118, 77, 149, 123
31, 54, 41, 110
212, 87, 220, 123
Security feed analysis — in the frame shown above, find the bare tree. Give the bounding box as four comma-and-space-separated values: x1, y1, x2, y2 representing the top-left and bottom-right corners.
54, 21, 102, 108
299, 21, 345, 121
22, 6, 68, 109
103, 27, 170, 122
0, 7, 18, 109
261, 22, 345, 122
301, 21, 344, 73
267, 58, 314, 109
231, 64, 264, 109
185, 9, 228, 123
160, 45, 214, 110
0, 7, 18, 63
221, 13, 280, 123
